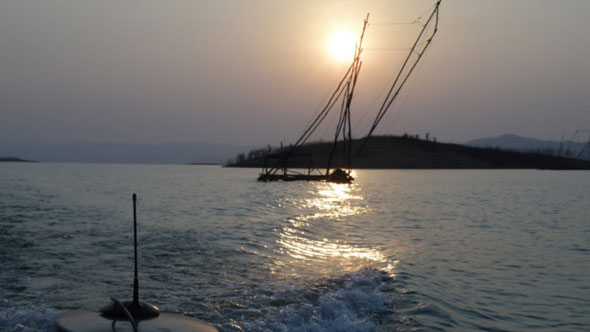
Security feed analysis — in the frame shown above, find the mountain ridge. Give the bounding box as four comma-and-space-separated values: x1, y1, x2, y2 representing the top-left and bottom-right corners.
0, 141, 254, 164
467, 134, 588, 157
227, 135, 590, 170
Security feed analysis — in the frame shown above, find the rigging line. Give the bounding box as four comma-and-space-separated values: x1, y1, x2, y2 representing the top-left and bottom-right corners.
329, 47, 362, 143
369, 22, 418, 26
298, 81, 349, 145
575, 143, 588, 160
370, 27, 435, 133
292, 64, 354, 148
369, 2, 436, 27
334, 84, 350, 142
346, 59, 362, 127
415, 2, 438, 23
336, 64, 358, 139
369, 2, 439, 137
266, 80, 348, 173
351, 1, 440, 167
295, 73, 353, 155
346, 63, 362, 169
315, 51, 362, 144
565, 129, 590, 157
325, 17, 367, 172
355, 60, 405, 138
564, 131, 578, 155
375, 33, 435, 130
301, 65, 352, 135
317, 97, 344, 143
365, 48, 411, 51
374, 3, 439, 130
265, 13, 368, 174
296, 36, 365, 148
317, 108, 337, 141
289, 14, 367, 149
326, 84, 351, 173
356, 24, 416, 134
376, 44, 434, 130
347, 61, 362, 113
382, 48, 429, 134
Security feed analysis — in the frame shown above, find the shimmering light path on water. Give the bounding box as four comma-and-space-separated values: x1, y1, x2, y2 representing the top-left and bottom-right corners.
1, 164, 589, 331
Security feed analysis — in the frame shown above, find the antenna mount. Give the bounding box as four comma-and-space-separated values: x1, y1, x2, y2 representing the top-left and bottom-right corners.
100, 194, 160, 320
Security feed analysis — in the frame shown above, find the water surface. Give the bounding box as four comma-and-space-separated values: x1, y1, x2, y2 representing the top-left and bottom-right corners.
1, 164, 589, 331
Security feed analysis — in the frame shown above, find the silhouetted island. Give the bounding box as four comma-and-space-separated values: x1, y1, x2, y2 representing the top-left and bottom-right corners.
226, 135, 590, 170
0, 156, 38, 163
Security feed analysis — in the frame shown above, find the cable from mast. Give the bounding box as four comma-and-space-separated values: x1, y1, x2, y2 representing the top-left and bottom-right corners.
351, 0, 441, 167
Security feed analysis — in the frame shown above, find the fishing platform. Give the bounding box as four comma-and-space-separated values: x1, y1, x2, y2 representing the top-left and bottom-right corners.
258, 167, 353, 184
257, 1, 441, 184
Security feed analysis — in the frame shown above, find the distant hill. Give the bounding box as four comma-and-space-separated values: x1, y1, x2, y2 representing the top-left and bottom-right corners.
0, 141, 253, 164
227, 135, 590, 170
0, 156, 38, 162
467, 134, 588, 158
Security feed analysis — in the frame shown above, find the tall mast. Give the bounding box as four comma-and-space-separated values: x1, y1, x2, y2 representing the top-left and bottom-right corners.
325, 14, 369, 175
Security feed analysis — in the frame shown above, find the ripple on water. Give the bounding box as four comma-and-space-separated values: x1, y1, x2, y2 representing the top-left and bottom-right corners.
1, 166, 590, 331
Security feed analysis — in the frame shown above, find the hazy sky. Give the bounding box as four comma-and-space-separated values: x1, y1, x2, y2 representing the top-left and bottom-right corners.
1, 0, 589, 146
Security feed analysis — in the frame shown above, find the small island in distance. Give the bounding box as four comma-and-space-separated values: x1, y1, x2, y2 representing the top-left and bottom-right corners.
226, 135, 590, 170
0, 156, 38, 163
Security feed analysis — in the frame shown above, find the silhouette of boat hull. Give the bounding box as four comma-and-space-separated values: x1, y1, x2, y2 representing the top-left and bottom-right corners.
54, 195, 218, 332
56, 309, 217, 332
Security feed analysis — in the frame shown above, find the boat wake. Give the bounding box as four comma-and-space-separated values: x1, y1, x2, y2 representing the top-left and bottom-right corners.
219, 268, 395, 332
0, 268, 401, 332
0, 300, 58, 332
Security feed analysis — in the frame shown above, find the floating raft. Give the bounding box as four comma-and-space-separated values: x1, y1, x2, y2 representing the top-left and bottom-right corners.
258, 168, 353, 184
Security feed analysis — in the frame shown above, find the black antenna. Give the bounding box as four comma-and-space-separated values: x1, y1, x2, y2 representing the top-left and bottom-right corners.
99, 194, 160, 320
133, 193, 139, 306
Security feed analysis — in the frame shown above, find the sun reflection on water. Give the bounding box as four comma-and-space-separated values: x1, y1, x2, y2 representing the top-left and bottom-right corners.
299, 182, 367, 221
274, 181, 397, 276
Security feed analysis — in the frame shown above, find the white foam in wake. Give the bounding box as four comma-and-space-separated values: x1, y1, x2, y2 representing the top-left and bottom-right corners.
0, 300, 59, 332
230, 269, 392, 332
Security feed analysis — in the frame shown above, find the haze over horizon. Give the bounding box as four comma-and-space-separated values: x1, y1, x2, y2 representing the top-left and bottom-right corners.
1, 0, 589, 147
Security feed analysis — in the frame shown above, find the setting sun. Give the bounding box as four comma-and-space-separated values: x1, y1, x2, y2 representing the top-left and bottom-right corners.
329, 30, 357, 62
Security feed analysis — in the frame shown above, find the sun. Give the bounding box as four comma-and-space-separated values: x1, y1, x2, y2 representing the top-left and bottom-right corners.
328, 30, 357, 62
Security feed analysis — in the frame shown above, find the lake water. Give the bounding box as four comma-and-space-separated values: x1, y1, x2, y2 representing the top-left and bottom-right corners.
1, 163, 589, 331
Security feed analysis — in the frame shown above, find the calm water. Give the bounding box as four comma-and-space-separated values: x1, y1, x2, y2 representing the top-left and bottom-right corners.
0, 163, 589, 331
